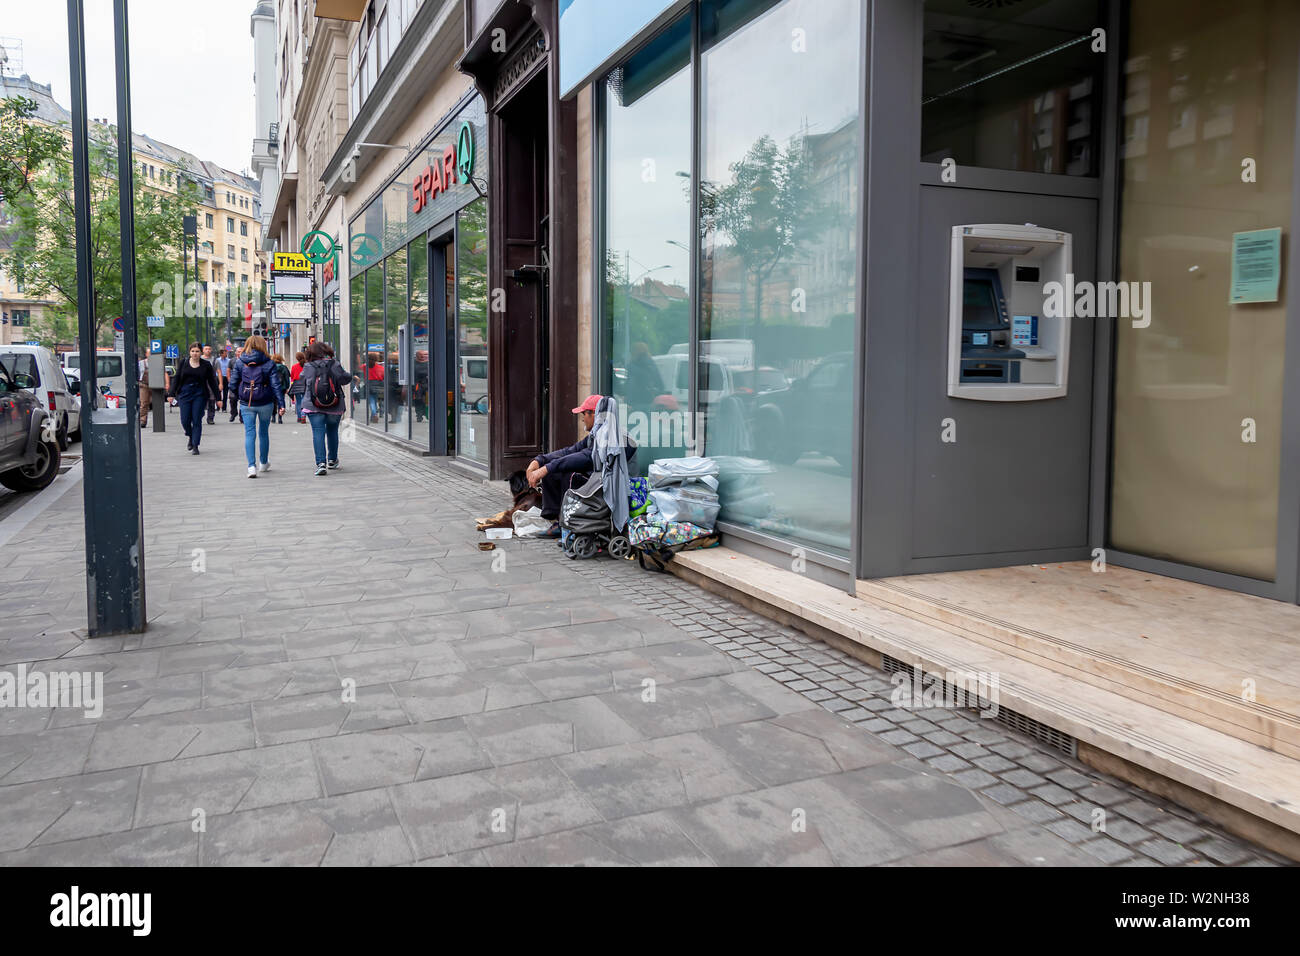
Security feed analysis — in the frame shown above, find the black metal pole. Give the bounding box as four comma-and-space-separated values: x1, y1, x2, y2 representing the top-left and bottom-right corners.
67, 0, 147, 635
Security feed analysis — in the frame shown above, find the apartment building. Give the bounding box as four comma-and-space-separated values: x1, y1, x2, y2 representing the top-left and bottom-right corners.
0, 72, 266, 347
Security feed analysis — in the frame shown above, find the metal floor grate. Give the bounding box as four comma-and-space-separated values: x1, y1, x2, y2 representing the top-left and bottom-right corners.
882, 654, 1077, 758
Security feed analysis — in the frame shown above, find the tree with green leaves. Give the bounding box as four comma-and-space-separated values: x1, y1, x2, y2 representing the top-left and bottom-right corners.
0, 103, 200, 351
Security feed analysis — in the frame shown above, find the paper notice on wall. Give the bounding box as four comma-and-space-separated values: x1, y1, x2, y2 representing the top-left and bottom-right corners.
1230, 227, 1282, 304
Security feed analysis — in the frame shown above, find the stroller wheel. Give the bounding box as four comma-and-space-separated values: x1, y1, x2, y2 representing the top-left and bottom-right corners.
573, 534, 598, 559
607, 534, 633, 560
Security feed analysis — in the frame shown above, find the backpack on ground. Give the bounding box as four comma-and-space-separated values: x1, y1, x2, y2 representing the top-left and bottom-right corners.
239, 361, 273, 406
309, 359, 341, 409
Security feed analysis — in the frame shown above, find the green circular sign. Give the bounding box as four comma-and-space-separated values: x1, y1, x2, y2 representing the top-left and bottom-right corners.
456, 121, 475, 184
301, 230, 336, 265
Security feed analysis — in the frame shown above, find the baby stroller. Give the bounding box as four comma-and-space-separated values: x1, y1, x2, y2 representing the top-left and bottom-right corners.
559, 472, 633, 560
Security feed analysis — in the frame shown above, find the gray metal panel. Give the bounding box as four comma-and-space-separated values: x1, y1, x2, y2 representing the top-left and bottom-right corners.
857, 0, 924, 580
910, 187, 1097, 560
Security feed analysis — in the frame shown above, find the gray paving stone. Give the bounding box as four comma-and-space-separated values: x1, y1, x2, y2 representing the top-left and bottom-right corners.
1078, 838, 1135, 864
950, 768, 999, 789
1136, 837, 1198, 865
1010, 800, 1064, 825
925, 754, 972, 774
1029, 783, 1076, 806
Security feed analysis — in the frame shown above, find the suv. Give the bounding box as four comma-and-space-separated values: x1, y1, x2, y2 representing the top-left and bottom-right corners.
0, 361, 62, 492
0, 345, 78, 448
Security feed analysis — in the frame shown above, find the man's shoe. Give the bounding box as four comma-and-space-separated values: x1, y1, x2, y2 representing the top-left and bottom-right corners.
247, 466, 257, 478
315, 463, 328, 476
327, 460, 340, 470
186, 440, 193, 451
258, 462, 270, 473
192, 447, 200, 455
544, 521, 562, 539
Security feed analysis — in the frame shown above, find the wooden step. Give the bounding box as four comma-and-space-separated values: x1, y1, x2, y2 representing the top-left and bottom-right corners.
671, 547, 1300, 848
855, 575, 1300, 761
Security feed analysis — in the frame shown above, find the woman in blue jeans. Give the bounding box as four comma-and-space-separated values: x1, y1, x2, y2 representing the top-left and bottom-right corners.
227, 334, 285, 478
167, 343, 220, 455
300, 340, 351, 475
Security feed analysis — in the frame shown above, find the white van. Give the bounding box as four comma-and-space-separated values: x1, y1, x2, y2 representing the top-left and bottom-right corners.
0, 344, 78, 447
652, 352, 733, 408
63, 350, 127, 403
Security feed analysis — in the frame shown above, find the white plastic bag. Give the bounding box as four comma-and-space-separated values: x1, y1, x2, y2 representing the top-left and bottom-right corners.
648, 456, 719, 487
512, 506, 550, 537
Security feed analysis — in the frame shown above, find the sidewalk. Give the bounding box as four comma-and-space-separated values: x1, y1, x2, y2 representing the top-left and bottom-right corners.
0, 415, 1287, 865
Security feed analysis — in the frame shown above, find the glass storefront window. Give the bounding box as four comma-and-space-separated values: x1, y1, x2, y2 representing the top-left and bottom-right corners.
921, 0, 1101, 176
409, 239, 431, 447
365, 265, 385, 425
602, 12, 692, 471
350, 274, 364, 420
456, 197, 489, 465
386, 246, 409, 438
1109, 0, 1296, 580
697, 0, 861, 555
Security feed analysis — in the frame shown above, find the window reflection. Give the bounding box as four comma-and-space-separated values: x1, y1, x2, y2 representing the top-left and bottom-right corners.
365, 266, 384, 425
409, 239, 430, 446
602, 13, 692, 470
921, 0, 1101, 176
386, 247, 408, 438
698, 0, 861, 555
457, 197, 489, 465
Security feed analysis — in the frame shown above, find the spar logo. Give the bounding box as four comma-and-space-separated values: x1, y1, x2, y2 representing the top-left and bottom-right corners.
411, 121, 476, 213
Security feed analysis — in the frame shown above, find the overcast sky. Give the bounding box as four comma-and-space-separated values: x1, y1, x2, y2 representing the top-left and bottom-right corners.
2, 0, 257, 173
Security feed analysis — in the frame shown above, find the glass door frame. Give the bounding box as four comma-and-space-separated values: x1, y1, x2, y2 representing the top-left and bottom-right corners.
426, 216, 456, 455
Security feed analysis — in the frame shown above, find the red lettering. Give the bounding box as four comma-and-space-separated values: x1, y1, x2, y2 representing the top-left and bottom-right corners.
444, 145, 456, 186
430, 158, 443, 198
422, 166, 433, 201
412, 179, 423, 213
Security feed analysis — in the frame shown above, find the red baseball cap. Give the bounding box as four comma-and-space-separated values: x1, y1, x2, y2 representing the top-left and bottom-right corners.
571, 394, 601, 414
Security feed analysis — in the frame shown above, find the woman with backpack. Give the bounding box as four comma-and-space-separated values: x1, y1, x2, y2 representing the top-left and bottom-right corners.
300, 340, 351, 476
289, 350, 307, 423
228, 334, 285, 478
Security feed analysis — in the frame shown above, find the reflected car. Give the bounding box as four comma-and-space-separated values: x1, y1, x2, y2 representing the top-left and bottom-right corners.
751, 352, 853, 467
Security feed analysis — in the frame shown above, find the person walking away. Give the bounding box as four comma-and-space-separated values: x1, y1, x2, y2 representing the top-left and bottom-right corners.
289, 350, 307, 422
202, 345, 218, 423
229, 335, 284, 477
168, 342, 220, 455
271, 353, 292, 423
216, 347, 230, 417
228, 346, 245, 421
300, 340, 351, 476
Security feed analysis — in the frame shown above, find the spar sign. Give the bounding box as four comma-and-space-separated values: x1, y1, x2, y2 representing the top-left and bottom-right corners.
411, 121, 476, 214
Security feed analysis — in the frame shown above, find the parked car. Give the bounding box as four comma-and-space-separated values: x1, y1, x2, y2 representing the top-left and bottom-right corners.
653, 353, 735, 409
0, 360, 62, 492
459, 355, 488, 409
0, 344, 77, 448
62, 367, 83, 437
752, 351, 853, 467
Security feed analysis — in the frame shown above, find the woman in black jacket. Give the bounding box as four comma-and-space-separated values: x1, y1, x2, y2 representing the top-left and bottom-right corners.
168, 342, 221, 454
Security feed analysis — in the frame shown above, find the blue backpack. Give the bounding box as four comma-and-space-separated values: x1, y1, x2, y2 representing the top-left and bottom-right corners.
239, 361, 273, 406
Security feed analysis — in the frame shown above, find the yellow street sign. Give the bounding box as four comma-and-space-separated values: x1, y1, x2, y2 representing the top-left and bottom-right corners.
272, 251, 311, 273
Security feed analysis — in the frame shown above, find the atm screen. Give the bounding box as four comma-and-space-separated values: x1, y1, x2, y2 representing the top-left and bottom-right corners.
963, 278, 1006, 331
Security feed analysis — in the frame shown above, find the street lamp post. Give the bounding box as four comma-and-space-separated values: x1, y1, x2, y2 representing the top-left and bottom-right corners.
67, 0, 146, 634
622, 252, 671, 374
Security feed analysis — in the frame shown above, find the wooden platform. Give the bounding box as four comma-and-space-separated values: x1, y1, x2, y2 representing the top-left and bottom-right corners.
670, 548, 1300, 853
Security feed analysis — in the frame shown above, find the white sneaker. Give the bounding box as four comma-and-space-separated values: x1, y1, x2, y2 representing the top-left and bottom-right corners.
258, 462, 270, 473
247, 466, 257, 478
315, 463, 328, 476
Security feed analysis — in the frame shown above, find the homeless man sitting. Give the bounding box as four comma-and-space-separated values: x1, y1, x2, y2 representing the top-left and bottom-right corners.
526, 394, 637, 533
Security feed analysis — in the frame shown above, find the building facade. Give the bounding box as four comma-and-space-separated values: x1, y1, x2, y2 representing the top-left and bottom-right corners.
277, 1, 1300, 605
551, 0, 1300, 604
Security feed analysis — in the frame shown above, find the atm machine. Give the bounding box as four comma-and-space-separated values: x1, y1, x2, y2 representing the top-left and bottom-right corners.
948, 223, 1072, 401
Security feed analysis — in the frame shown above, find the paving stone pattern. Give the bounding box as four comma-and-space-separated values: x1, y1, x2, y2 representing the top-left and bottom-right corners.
0, 420, 1286, 866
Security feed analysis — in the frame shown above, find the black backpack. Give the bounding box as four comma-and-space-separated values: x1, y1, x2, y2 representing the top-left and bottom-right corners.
239, 361, 273, 406
310, 359, 340, 409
